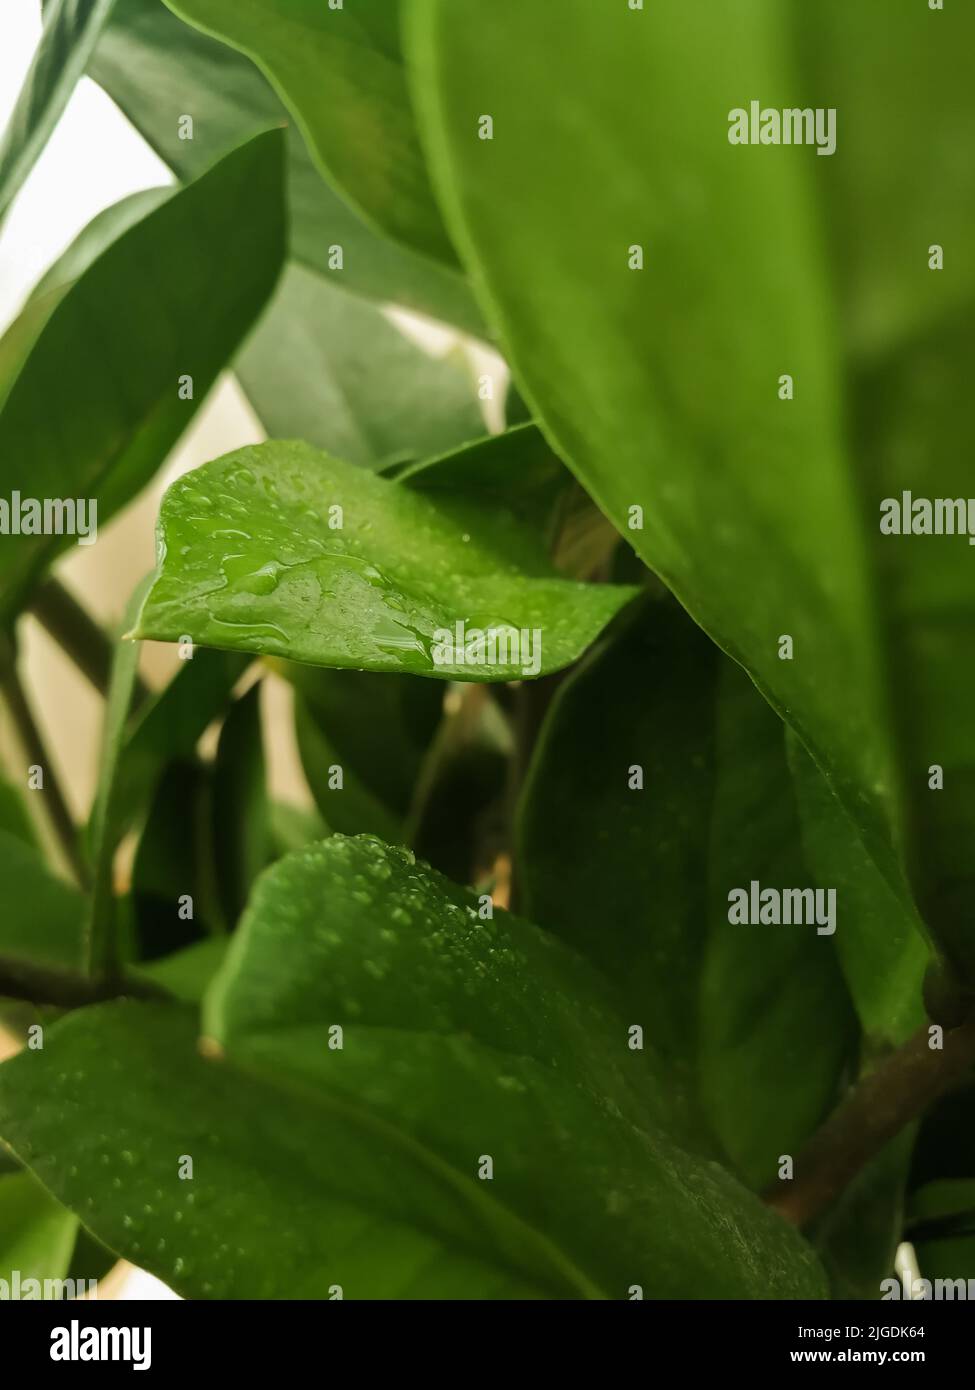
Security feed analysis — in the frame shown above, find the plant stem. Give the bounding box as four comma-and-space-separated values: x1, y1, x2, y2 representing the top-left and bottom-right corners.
765, 1012, 975, 1227
0, 653, 88, 887
0, 957, 164, 1008
30, 577, 149, 706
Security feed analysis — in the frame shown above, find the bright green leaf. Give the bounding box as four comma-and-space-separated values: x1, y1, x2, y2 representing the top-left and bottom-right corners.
133, 441, 638, 681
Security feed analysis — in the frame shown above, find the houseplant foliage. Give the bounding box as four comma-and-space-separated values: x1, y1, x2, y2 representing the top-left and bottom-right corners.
0, 0, 972, 1300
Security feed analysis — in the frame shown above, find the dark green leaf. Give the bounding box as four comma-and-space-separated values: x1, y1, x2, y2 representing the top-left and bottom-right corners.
130, 760, 216, 959
0, 0, 117, 224
789, 735, 928, 1047
287, 662, 442, 841
212, 684, 269, 927
0, 130, 286, 621
519, 598, 857, 1187
133, 441, 638, 680
165, 0, 455, 265
857, 312, 975, 984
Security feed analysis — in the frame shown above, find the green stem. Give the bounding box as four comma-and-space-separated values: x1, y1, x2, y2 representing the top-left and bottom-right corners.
0, 956, 164, 1008
0, 648, 87, 887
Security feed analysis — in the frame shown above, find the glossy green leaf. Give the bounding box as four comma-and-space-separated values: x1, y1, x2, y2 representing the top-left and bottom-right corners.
519, 598, 857, 1187
789, 735, 928, 1047
133, 441, 638, 680
0, 1170, 77, 1293
0, 839, 827, 1299
82, 0, 482, 332
164, 0, 455, 266
0, 130, 286, 622
409, 0, 902, 895
212, 684, 269, 928
236, 265, 484, 468
0, 0, 116, 224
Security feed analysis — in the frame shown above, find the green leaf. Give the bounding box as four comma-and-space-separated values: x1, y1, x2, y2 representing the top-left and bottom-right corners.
0, 830, 84, 978
408, 0, 902, 894
235, 264, 484, 468
796, 1, 975, 358
0, 130, 286, 622
519, 598, 857, 1187
287, 663, 442, 841
0, 0, 117, 224
268, 800, 328, 856
164, 0, 455, 266
0, 838, 826, 1299
789, 735, 928, 1047
0, 189, 169, 411
130, 760, 217, 959
114, 650, 251, 838
133, 441, 638, 681
134, 937, 229, 1005
856, 312, 975, 984
83, 0, 482, 332
0, 1170, 77, 1293
212, 684, 269, 928
399, 424, 570, 548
